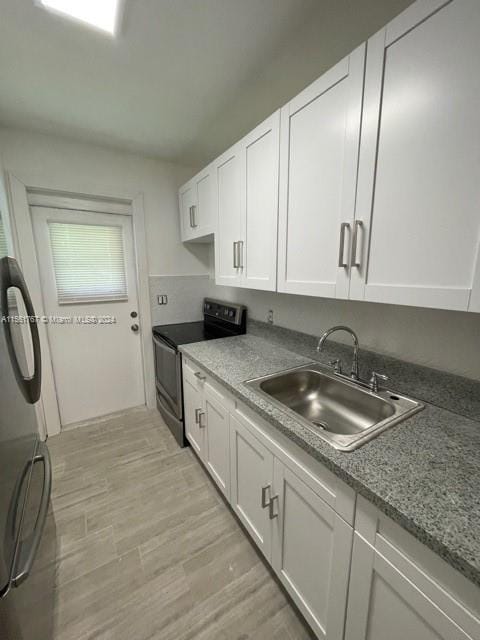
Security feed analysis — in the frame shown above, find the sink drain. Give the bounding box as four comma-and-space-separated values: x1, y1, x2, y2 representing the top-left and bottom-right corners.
311, 420, 329, 431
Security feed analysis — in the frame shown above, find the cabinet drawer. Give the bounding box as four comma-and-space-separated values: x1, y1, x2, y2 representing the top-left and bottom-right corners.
183, 359, 208, 389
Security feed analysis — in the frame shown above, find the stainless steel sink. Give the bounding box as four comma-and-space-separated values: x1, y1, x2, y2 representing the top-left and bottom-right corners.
246, 364, 423, 451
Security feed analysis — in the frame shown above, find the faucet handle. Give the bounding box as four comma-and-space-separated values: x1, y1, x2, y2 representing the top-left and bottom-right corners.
369, 371, 389, 392
329, 359, 343, 374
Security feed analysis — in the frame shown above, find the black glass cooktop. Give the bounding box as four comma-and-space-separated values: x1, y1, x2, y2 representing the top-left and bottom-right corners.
152, 321, 218, 348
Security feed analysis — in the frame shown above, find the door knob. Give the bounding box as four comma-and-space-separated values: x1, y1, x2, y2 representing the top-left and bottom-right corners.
130, 311, 138, 318
131, 324, 139, 333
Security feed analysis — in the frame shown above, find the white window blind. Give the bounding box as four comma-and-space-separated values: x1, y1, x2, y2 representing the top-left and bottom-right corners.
48, 221, 128, 304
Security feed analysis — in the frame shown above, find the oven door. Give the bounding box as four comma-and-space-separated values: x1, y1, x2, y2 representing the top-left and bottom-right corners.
152, 334, 182, 419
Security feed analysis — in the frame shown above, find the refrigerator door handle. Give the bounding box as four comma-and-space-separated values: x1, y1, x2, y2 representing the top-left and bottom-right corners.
11, 443, 52, 588
0, 257, 42, 404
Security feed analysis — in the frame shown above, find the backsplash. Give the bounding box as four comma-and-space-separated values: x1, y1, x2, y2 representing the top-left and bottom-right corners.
203, 274, 480, 381
148, 274, 480, 394
247, 320, 480, 422
149, 275, 213, 325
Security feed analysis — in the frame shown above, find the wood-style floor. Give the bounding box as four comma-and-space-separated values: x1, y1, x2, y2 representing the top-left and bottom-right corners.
47, 407, 314, 639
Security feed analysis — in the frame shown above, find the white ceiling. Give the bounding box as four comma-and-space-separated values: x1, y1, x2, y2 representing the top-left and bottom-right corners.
0, 0, 413, 165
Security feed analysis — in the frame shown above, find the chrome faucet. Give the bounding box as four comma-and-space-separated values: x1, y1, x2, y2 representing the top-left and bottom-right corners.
317, 325, 360, 380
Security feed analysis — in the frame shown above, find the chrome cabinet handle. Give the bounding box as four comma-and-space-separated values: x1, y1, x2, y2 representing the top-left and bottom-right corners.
191, 205, 197, 228
198, 410, 206, 429
269, 495, 279, 519
233, 241, 238, 268
194, 371, 206, 381
189, 205, 194, 228
351, 220, 363, 268
238, 241, 244, 269
194, 408, 202, 424
338, 222, 350, 268
261, 484, 271, 508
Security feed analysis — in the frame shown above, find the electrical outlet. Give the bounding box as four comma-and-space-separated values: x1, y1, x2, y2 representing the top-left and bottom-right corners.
267, 309, 274, 324
157, 295, 168, 305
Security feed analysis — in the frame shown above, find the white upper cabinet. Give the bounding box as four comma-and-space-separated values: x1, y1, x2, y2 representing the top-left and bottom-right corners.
179, 181, 197, 242
215, 112, 281, 291
241, 112, 280, 291
277, 44, 365, 299
179, 163, 216, 242
350, 0, 480, 312
214, 144, 243, 286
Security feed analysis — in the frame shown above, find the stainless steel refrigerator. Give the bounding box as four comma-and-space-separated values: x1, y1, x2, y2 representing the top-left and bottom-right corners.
0, 255, 56, 640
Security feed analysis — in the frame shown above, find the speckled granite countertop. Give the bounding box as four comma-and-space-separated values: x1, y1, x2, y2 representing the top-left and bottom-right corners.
180, 330, 480, 588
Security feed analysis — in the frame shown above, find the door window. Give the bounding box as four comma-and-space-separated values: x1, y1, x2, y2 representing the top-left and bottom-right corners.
47, 221, 128, 304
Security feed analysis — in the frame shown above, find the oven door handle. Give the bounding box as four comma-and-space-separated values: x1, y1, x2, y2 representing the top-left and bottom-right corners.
152, 333, 183, 417
156, 390, 182, 424
155, 378, 182, 419
152, 334, 176, 351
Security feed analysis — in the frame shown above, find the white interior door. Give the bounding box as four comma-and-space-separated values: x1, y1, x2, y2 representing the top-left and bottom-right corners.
350, 0, 480, 312
31, 206, 145, 426
277, 44, 365, 299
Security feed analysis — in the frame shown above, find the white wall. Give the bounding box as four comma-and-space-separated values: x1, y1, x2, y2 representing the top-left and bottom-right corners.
0, 127, 205, 277
208, 277, 480, 380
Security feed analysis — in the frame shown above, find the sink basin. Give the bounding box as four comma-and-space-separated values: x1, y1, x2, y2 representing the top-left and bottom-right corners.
246, 364, 423, 451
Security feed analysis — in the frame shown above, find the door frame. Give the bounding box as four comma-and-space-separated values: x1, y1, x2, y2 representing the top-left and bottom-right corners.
5, 171, 154, 437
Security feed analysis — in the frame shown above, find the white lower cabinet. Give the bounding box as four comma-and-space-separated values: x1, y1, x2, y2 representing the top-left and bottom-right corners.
229, 407, 353, 639
271, 459, 352, 640
203, 382, 230, 499
229, 411, 274, 560
182, 363, 480, 640
345, 533, 479, 640
183, 363, 205, 458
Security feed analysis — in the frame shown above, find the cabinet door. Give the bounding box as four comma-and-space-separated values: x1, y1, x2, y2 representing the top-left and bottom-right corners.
215, 144, 243, 287
345, 533, 478, 640
241, 111, 280, 292
229, 412, 274, 561
272, 460, 353, 640
351, 0, 480, 312
194, 164, 216, 239
179, 181, 196, 242
203, 383, 230, 499
277, 44, 365, 299
183, 367, 205, 458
